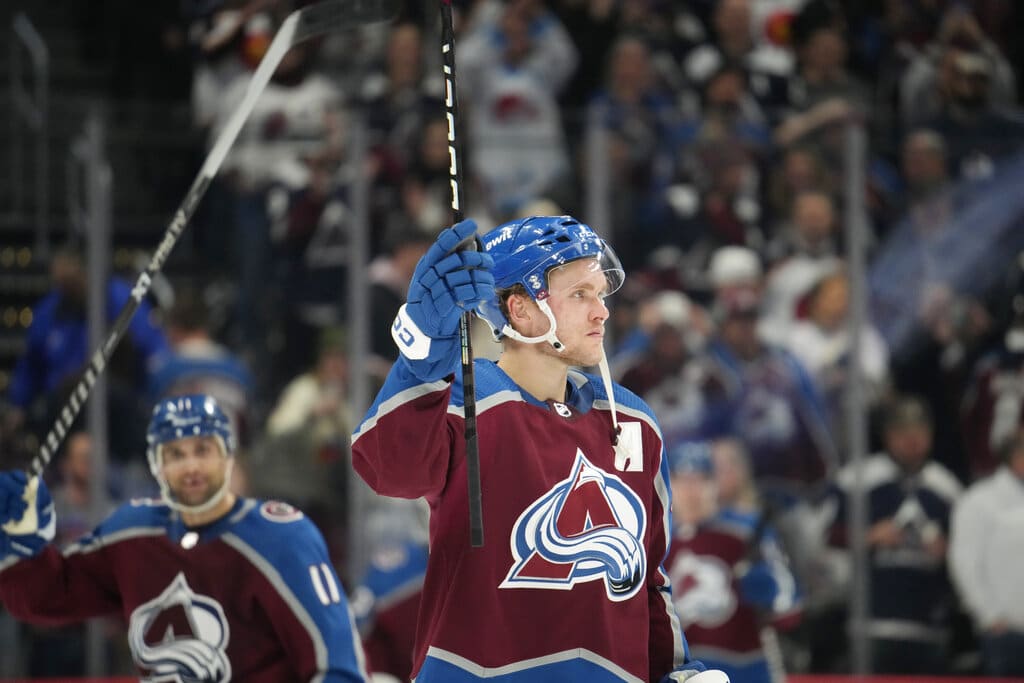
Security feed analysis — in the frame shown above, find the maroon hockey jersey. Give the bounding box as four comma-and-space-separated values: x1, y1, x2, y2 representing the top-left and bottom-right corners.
352, 359, 697, 682
0, 497, 367, 682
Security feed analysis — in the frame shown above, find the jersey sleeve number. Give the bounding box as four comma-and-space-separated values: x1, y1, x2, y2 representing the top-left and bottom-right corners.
309, 563, 342, 606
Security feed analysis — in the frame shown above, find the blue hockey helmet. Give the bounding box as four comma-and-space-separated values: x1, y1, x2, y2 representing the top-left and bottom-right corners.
476, 215, 625, 348
667, 441, 714, 477
146, 394, 235, 512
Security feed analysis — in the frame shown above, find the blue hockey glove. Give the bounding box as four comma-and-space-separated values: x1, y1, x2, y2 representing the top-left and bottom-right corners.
663, 669, 730, 683
737, 560, 779, 610
0, 470, 29, 525
392, 220, 494, 381
0, 473, 54, 560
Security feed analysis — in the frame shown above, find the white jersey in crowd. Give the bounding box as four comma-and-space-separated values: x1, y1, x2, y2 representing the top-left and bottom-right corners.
949, 467, 1024, 631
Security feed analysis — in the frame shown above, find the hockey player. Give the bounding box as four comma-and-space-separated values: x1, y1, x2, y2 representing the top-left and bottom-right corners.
352, 216, 730, 682
665, 441, 799, 683
0, 393, 368, 682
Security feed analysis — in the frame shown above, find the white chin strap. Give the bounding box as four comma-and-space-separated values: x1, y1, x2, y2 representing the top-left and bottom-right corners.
500, 299, 621, 444
499, 298, 566, 350
597, 351, 621, 444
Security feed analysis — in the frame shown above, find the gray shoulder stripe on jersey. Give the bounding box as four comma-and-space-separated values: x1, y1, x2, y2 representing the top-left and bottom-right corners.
229, 499, 258, 524
352, 379, 450, 444
63, 527, 166, 558
221, 533, 369, 681
446, 389, 523, 419
423, 646, 644, 683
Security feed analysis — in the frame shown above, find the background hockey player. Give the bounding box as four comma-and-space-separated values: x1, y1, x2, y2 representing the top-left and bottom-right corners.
665, 441, 800, 683
0, 393, 368, 682
351, 216, 729, 682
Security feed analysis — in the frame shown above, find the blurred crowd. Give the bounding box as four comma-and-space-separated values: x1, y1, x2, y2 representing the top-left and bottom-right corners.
3, 0, 1024, 678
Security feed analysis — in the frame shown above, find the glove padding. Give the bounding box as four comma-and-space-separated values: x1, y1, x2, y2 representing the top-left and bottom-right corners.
738, 560, 779, 609
664, 669, 730, 683
0, 472, 54, 560
393, 220, 494, 381
0, 470, 29, 525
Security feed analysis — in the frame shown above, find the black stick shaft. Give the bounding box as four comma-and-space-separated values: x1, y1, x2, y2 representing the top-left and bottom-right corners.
440, 0, 483, 547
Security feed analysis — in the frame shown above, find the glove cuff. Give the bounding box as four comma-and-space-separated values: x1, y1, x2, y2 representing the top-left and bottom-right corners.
393, 304, 435, 361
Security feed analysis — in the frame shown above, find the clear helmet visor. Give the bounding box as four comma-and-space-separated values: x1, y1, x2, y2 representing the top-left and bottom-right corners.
523, 244, 625, 301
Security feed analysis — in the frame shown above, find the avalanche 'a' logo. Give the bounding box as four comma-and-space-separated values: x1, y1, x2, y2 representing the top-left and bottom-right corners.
669, 552, 737, 628
500, 449, 647, 602
127, 573, 231, 682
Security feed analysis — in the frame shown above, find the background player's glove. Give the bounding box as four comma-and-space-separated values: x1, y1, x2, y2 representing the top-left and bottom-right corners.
0, 472, 55, 559
0, 470, 29, 525
738, 560, 779, 610
663, 669, 730, 683
392, 220, 494, 381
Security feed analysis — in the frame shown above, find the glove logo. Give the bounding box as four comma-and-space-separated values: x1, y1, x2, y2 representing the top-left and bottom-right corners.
128, 573, 231, 682
500, 449, 647, 602
668, 551, 737, 628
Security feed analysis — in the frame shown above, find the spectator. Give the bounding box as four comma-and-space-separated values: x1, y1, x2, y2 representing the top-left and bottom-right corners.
669, 141, 767, 288
400, 117, 455, 237
588, 35, 680, 269
458, 0, 579, 218
784, 267, 890, 458
900, 4, 1018, 131
949, 423, 1024, 678
619, 290, 708, 397
909, 7, 1024, 181
961, 293, 1024, 480
680, 0, 795, 122
763, 144, 833, 231
7, 244, 169, 464
827, 395, 962, 674
887, 128, 952, 237
361, 21, 442, 169
761, 188, 842, 344
255, 328, 352, 567
665, 442, 799, 683
367, 225, 435, 372
148, 288, 253, 448
210, 37, 344, 357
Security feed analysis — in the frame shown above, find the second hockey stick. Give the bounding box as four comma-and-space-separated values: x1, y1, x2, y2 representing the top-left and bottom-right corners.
12, 0, 397, 491
440, 0, 484, 547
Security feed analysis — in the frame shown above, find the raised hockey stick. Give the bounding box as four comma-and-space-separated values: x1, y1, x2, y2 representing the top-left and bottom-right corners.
440, 0, 484, 548
13, 0, 397, 487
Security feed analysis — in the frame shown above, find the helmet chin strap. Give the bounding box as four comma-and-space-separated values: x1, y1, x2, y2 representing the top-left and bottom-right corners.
499, 298, 566, 351
501, 299, 621, 446
597, 351, 621, 445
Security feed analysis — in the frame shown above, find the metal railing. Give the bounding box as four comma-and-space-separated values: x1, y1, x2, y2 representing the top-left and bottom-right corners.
10, 12, 50, 255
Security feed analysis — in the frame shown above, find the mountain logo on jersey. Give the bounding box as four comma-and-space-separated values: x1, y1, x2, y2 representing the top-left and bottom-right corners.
500, 449, 647, 602
668, 551, 737, 628
128, 572, 231, 682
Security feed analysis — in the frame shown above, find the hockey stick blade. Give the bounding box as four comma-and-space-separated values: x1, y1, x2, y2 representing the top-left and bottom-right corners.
23, 0, 398, 480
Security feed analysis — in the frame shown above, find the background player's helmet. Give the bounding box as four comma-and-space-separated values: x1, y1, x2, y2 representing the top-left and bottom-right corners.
477, 215, 625, 349
146, 394, 235, 513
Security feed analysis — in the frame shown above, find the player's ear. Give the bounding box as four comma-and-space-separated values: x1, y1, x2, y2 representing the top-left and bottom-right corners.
506, 292, 535, 330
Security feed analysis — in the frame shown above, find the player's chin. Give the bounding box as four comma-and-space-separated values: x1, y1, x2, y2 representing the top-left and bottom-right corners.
174, 485, 216, 507
569, 346, 605, 368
